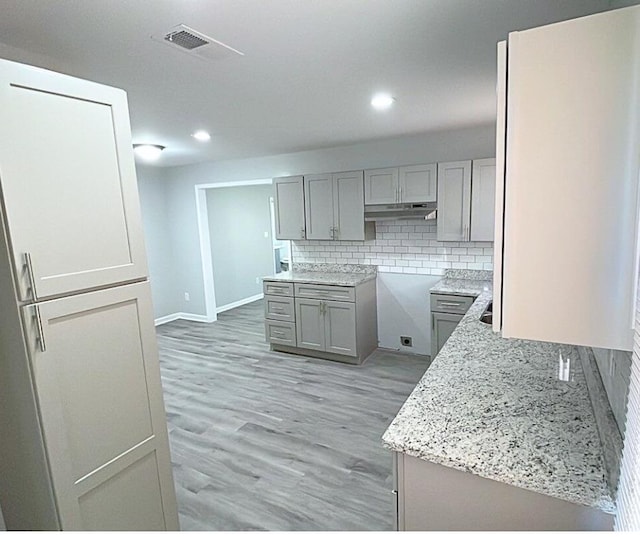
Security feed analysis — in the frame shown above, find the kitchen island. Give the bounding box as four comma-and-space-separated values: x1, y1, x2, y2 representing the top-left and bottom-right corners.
383, 273, 615, 530
263, 263, 378, 364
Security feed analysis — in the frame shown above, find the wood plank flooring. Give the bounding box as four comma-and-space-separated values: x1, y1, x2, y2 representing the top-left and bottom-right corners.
156, 300, 429, 531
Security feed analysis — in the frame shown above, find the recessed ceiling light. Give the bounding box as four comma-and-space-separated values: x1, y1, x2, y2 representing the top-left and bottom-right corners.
192, 130, 211, 141
371, 93, 395, 110
133, 144, 165, 162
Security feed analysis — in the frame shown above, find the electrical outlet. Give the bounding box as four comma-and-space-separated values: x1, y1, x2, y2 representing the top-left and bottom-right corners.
255, 277, 260, 284
264, 231, 269, 238
400, 336, 412, 347
184, 292, 190, 301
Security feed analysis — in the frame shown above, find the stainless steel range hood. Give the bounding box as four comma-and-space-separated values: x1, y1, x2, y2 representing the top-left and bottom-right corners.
364, 202, 438, 221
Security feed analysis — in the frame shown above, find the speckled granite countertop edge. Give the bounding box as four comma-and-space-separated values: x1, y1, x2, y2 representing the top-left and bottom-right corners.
383, 281, 615, 515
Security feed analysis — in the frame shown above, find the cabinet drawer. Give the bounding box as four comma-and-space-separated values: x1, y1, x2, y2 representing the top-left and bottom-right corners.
430, 293, 474, 314
264, 296, 295, 322
294, 283, 355, 302
265, 320, 297, 346
263, 281, 293, 297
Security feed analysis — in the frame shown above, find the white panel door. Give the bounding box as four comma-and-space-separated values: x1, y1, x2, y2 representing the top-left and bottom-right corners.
502, 7, 640, 350
23, 282, 178, 530
399, 164, 437, 203
324, 300, 357, 356
304, 174, 333, 240
274, 176, 305, 240
295, 298, 325, 351
364, 168, 398, 204
0, 59, 147, 301
437, 161, 472, 242
333, 171, 365, 240
470, 158, 496, 242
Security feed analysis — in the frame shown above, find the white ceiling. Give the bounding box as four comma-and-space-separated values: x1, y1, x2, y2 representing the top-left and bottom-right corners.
0, 0, 620, 167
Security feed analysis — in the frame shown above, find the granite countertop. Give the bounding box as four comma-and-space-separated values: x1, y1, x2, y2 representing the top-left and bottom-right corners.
263, 270, 376, 286
383, 278, 614, 514
430, 277, 492, 297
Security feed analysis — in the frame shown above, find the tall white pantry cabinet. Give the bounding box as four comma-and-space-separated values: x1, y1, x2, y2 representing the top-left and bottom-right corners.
0, 59, 179, 529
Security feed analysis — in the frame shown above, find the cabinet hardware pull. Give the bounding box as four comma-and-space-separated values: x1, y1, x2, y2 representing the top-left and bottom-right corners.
334, 227, 339, 240
24, 252, 37, 301
33, 305, 46, 352
399, 187, 402, 202
300, 227, 305, 239
439, 301, 462, 307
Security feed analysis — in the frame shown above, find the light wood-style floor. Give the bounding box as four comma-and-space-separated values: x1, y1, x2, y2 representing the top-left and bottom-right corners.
156, 300, 428, 531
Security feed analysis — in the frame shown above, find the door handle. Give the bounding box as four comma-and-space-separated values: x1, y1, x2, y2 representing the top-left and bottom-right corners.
32, 305, 46, 352
24, 252, 38, 301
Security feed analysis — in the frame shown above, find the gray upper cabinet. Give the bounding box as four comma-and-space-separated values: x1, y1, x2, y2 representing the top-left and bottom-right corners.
304, 171, 371, 241
304, 174, 333, 240
365, 165, 437, 205
273, 176, 305, 240
332, 171, 366, 240
399, 164, 437, 203
470, 158, 496, 242
436, 161, 472, 241
364, 168, 398, 204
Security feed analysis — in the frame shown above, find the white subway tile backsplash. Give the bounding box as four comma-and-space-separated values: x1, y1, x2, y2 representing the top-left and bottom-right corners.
291, 220, 494, 275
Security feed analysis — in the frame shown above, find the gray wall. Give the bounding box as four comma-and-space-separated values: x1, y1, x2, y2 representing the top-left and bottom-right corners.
206, 185, 274, 309
162, 125, 496, 318
136, 165, 178, 319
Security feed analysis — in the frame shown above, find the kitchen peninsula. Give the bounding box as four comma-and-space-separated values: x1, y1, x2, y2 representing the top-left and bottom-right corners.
384, 270, 616, 531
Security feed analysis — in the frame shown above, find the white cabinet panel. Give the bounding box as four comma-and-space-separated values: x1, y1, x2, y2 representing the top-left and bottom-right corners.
470, 158, 496, 242
295, 298, 324, 351
399, 164, 437, 203
0, 59, 147, 300
365, 168, 398, 204
437, 161, 471, 242
333, 171, 365, 240
324, 300, 357, 356
304, 174, 333, 240
78, 452, 165, 531
499, 7, 640, 350
24, 282, 177, 529
274, 176, 305, 240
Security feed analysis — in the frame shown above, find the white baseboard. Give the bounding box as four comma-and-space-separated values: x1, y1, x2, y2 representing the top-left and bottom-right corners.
216, 293, 263, 314
154, 312, 214, 326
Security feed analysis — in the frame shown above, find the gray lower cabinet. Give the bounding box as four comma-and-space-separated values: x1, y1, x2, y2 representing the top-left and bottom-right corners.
430, 292, 475, 359
393, 452, 613, 530
295, 298, 357, 356
431, 312, 462, 358
295, 298, 325, 351
264, 278, 377, 364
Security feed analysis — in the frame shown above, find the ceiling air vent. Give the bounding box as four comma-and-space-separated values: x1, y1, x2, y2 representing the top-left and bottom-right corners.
152, 24, 244, 61
164, 28, 210, 50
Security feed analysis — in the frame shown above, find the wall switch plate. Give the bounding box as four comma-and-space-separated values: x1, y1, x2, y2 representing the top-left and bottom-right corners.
400, 336, 413, 347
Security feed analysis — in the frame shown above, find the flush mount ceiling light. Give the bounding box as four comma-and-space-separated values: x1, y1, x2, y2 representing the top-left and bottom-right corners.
192, 130, 211, 142
371, 93, 395, 110
133, 144, 165, 162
